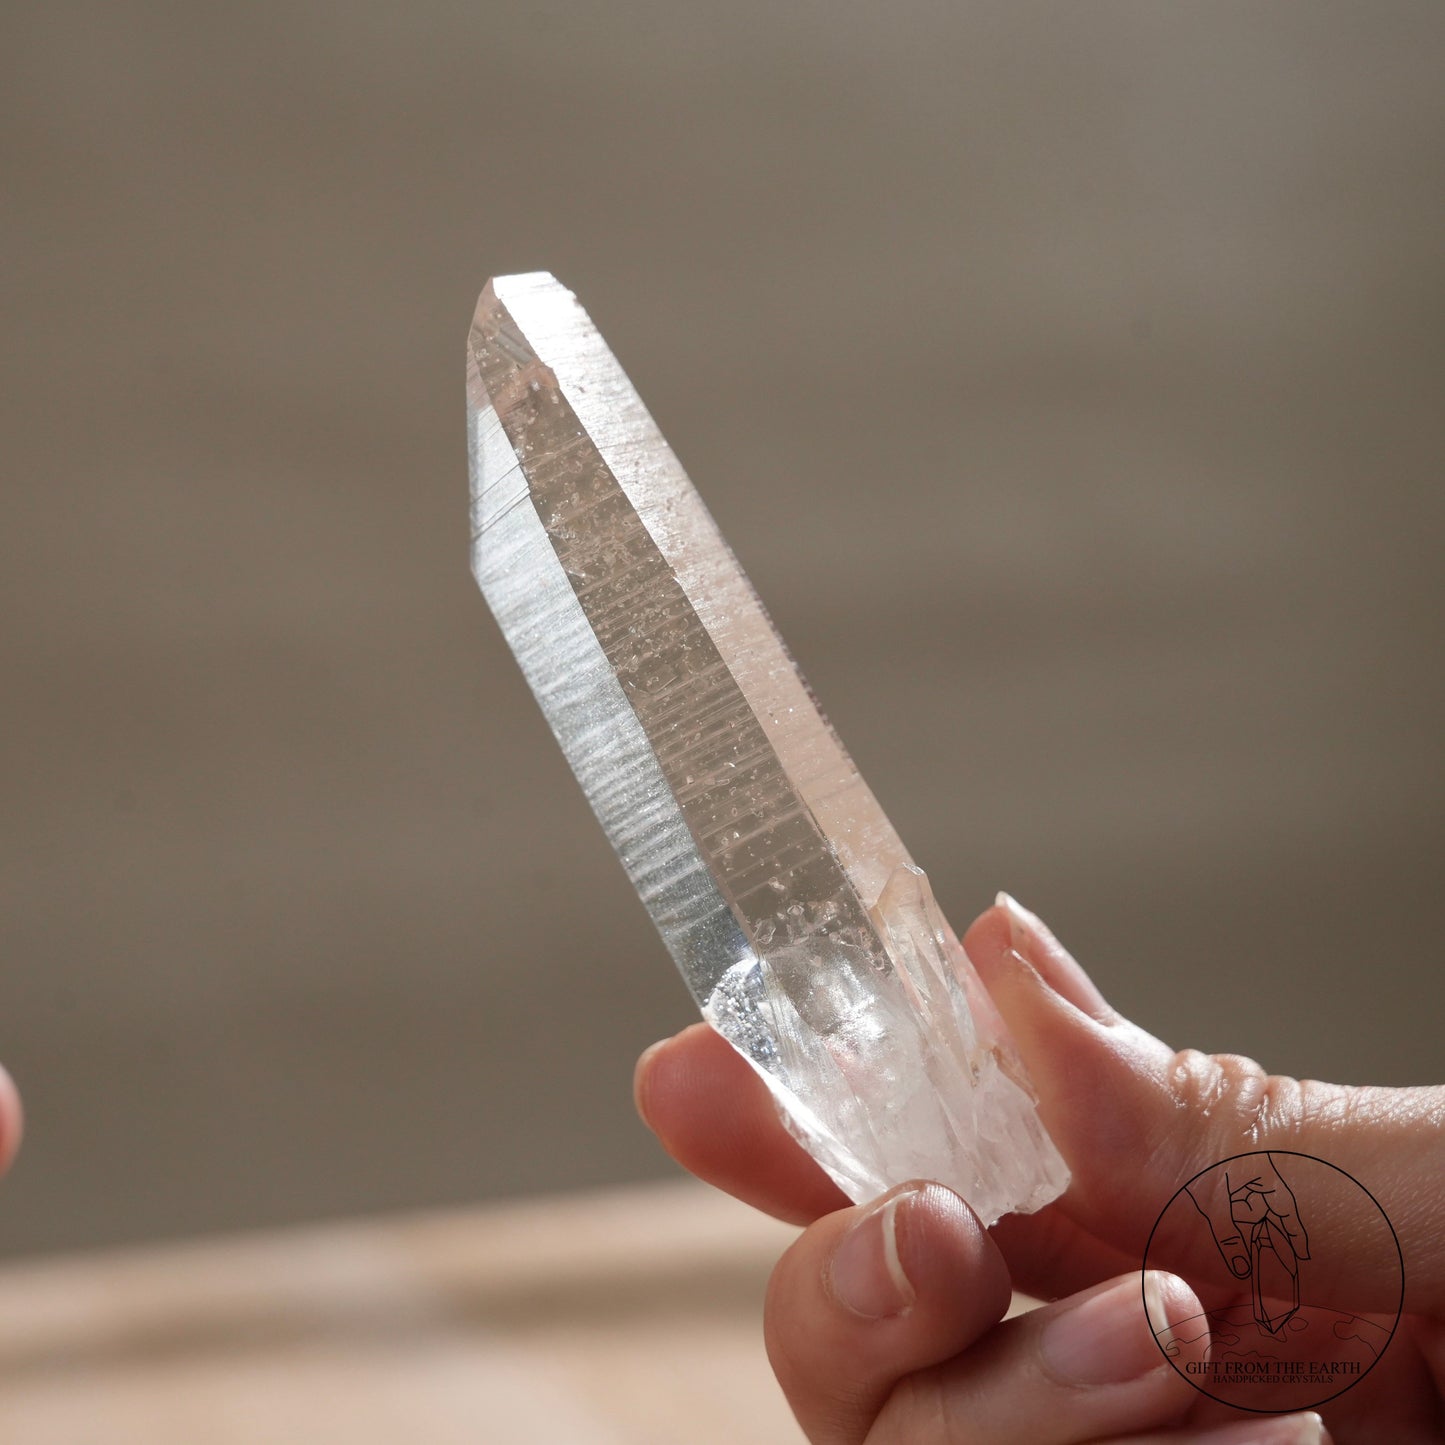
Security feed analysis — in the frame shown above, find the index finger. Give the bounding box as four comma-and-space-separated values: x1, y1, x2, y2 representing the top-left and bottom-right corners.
633, 1018, 1141, 1301
634, 1022, 849, 1226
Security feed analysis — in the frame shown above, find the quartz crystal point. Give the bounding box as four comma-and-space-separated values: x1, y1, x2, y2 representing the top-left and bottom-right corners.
468, 273, 1068, 1223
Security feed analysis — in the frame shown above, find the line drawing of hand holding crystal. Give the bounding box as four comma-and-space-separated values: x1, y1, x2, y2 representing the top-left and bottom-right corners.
1186, 1152, 1311, 1335
1150, 1151, 1399, 1411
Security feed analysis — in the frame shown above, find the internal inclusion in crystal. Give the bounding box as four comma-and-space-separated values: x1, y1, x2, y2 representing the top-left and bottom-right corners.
468, 272, 1068, 1224
705, 863, 1065, 1215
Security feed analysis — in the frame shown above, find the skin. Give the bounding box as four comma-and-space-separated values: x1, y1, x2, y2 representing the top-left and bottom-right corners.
634, 899, 1445, 1444
0, 1065, 20, 1181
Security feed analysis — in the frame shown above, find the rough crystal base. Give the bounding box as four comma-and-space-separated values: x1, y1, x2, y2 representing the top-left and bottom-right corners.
706, 863, 1067, 1221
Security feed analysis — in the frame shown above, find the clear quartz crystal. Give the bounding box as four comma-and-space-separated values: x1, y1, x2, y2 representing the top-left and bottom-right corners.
468, 272, 1068, 1223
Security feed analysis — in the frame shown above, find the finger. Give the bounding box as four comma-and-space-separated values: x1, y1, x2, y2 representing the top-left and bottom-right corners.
637, 1022, 1139, 1292
763, 1182, 1012, 1445
964, 902, 1445, 1313
1091, 1414, 1330, 1445
994, 892, 1114, 1020
989, 1203, 1145, 1301
1414, 1315, 1445, 1405
634, 1023, 848, 1225
0, 1064, 21, 1177
635, 1019, 1150, 1300
868, 1270, 1203, 1444
1305, 1314, 1442, 1441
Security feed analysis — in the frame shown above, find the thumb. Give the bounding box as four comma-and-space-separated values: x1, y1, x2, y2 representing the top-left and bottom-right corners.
965, 899, 1445, 1316
1184, 1167, 1252, 1280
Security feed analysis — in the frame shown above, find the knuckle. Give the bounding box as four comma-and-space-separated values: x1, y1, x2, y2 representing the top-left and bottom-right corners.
1161, 1047, 1307, 1160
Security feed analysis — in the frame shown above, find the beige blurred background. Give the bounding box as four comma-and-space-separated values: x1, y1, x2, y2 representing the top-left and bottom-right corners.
3, 2, 1442, 1260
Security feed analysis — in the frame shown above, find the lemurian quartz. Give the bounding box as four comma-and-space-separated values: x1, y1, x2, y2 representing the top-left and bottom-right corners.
468, 273, 1068, 1223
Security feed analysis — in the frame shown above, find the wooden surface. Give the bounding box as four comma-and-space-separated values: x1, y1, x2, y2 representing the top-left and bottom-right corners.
0, 1180, 809, 1444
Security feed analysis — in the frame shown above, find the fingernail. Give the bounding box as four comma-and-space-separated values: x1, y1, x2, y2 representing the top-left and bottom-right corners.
996, 890, 1112, 1017
996, 890, 1037, 954
827, 1189, 918, 1319
1180, 1413, 1330, 1444
1041, 1272, 1196, 1386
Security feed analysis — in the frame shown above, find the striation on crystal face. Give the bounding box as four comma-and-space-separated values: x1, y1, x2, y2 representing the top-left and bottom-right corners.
468, 273, 1068, 1223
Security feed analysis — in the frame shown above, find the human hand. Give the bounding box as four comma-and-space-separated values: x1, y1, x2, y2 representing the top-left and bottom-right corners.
634, 896, 1445, 1443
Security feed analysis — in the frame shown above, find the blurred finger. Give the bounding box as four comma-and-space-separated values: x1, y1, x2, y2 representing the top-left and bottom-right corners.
0, 1064, 21, 1177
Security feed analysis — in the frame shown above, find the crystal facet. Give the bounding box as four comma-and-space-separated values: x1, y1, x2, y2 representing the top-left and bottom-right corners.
468, 273, 1068, 1223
